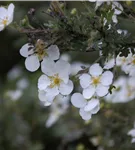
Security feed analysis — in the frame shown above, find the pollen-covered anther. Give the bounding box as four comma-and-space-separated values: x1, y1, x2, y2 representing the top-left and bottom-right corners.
49, 74, 62, 88
122, 57, 126, 63
35, 40, 48, 60
2, 17, 8, 26
92, 77, 101, 85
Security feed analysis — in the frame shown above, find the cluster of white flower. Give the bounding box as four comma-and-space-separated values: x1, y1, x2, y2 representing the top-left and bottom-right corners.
105, 76, 135, 103
71, 64, 113, 120
19, 38, 114, 120
1, 3, 134, 124
89, 1, 123, 24
104, 49, 135, 105
128, 122, 135, 143
0, 3, 14, 31
104, 51, 135, 77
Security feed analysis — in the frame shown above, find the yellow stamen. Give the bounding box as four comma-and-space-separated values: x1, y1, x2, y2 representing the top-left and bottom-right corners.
92, 77, 100, 85
2, 18, 8, 26
35, 39, 48, 60
49, 74, 62, 88
122, 57, 126, 63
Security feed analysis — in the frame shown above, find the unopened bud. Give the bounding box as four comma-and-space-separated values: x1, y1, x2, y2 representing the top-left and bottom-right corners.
60, 3, 65, 9
71, 8, 77, 15
21, 18, 27, 26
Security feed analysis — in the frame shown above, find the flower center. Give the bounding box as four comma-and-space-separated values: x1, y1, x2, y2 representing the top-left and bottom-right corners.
49, 74, 62, 88
2, 17, 8, 26
92, 77, 100, 85
35, 39, 48, 60
122, 57, 126, 63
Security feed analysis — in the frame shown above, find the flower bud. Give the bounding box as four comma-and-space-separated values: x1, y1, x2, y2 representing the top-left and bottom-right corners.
21, 18, 27, 26
71, 8, 77, 15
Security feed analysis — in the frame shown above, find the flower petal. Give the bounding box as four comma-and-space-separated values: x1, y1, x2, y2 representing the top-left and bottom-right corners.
46, 86, 59, 99
79, 108, 92, 120
83, 85, 95, 99
41, 58, 56, 76
38, 90, 53, 106
89, 63, 103, 76
59, 80, 73, 95
0, 7, 7, 19
101, 71, 113, 86
91, 105, 100, 114
7, 3, 15, 24
20, 43, 34, 57
84, 99, 100, 113
79, 73, 91, 89
38, 75, 51, 90
71, 93, 87, 108
104, 59, 115, 69
56, 60, 71, 83
96, 84, 109, 97
47, 45, 60, 60
25, 55, 40, 72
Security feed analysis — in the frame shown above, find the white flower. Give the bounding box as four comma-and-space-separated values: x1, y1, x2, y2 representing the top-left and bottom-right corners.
38, 59, 73, 102
116, 53, 130, 67
20, 40, 60, 72
0, 3, 15, 31
104, 52, 131, 73
79, 63, 113, 99
71, 93, 100, 120
105, 76, 135, 103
